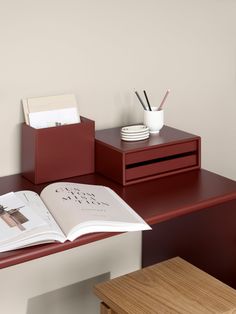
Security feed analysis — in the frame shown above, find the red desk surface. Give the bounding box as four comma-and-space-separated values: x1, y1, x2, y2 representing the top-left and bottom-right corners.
0, 169, 236, 269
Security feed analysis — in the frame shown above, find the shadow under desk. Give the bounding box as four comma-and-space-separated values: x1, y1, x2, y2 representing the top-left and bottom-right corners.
0, 169, 236, 287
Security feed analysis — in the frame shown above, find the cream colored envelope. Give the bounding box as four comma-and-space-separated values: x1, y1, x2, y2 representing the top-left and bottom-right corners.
22, 94, 79, 125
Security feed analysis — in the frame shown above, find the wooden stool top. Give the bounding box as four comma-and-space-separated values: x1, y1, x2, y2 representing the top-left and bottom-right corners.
94, 257, 236, 314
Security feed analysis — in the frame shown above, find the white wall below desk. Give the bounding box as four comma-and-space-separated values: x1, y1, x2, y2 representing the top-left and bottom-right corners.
0, 232, 141, 314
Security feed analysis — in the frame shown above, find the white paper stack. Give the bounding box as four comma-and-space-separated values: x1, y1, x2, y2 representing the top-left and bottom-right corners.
22, 94, 80, 129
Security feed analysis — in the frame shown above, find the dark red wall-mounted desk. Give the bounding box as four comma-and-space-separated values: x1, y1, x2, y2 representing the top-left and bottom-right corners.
0, 169, 236, 288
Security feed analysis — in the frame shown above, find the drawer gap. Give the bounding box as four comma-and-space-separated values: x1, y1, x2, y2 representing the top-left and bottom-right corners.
126, 151, 196, 169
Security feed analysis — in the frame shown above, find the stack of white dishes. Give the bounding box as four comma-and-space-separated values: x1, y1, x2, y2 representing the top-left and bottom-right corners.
121, 125, 149, 141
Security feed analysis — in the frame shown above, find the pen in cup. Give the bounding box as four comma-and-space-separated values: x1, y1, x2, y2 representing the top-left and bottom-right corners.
157, 89, 170, 111
143, 90, 152, 111
135, 91, 147, 111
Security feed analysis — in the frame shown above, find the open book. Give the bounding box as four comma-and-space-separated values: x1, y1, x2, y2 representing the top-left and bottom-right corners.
0, 182, 151, 253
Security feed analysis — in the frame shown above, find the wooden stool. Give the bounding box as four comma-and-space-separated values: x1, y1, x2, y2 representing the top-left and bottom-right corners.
94, 257, 236, 313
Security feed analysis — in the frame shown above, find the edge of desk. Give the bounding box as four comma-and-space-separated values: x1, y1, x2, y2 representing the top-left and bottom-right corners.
0, 169, 236, 269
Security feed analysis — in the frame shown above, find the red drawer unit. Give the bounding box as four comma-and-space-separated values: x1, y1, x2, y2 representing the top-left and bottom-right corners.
95, 126, 201, 186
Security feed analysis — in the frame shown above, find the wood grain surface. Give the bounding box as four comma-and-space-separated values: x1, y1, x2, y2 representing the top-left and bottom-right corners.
94, 257, 236, 314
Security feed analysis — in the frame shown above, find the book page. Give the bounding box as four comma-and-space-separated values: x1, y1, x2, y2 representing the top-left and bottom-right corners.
0, 192, 47, 244
16, 190, 63, 236
0, 191, 66, 252
40, 182, 150, 239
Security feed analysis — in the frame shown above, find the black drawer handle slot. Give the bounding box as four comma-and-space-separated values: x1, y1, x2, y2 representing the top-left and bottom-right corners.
126, 151, 196, 169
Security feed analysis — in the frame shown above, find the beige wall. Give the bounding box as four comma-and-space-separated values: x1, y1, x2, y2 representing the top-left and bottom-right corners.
0, 0, 235, 180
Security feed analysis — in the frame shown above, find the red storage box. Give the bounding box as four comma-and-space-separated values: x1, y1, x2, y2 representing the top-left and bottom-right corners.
21, 116, 95, 184
95, 125, 201, 186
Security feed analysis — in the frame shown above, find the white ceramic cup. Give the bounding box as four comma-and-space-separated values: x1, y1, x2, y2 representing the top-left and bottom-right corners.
143, 107, 164, 134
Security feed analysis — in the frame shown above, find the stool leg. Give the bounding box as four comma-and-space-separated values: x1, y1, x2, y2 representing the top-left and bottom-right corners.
100, 302, 116, 314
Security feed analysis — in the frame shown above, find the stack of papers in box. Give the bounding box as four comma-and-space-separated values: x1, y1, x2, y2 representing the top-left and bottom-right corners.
22, 94, 80, 129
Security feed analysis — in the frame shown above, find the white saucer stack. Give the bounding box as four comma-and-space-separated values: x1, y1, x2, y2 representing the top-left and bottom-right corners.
121, 125, 149, 141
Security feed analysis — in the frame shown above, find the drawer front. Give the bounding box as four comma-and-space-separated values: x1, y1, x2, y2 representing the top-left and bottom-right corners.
126, 155, 197, 182
125, 140, 198, 165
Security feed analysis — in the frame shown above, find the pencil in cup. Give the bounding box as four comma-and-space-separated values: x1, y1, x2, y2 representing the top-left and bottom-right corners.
157, 89, 170, 111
